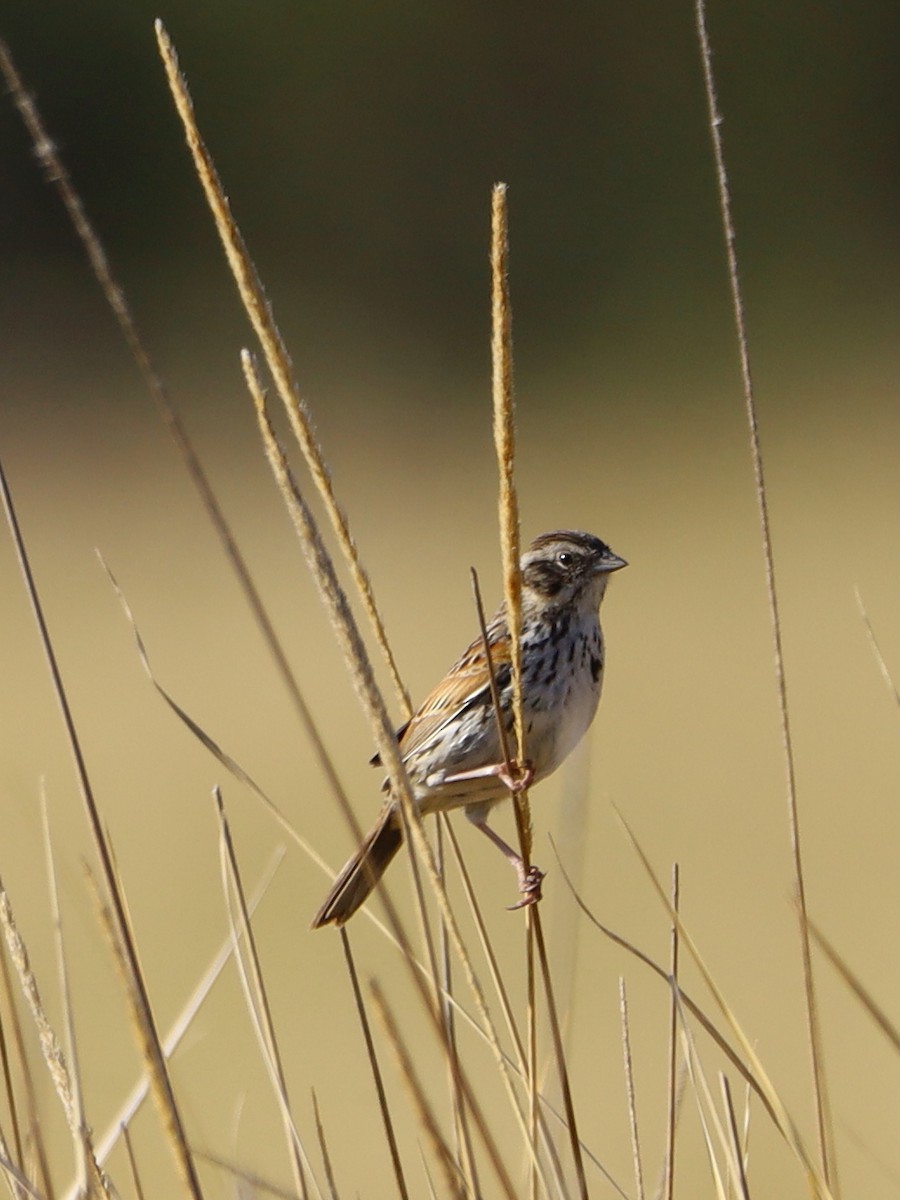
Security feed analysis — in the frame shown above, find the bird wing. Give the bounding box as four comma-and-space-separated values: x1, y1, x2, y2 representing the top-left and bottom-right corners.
371, 615, 511, 768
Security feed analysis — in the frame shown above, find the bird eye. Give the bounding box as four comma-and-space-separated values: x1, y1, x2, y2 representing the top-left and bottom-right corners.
557, 551, 573, 567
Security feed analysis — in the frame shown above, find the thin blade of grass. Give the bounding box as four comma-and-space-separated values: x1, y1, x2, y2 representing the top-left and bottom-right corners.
619, 979, 645, 1200
693, 2, 834, 1191
807, 919, 900, 1052
720, 1075, 751, 1200
0, 966, 25, 1189
310, 1091, 339, 1200
0, 923, 52, 1200
662, 864, 680, 1200
215, 790, 310, 1200
419, 1148, 440, 1200
83, 857, 203, 1200
434, 824, 480, 1199
0, 1150, 38, 1200
122, 1122, 147, 1200
855, 590, 900, 711
193, 1149, 302, 1200
531, 909, 589, 1200
0, 876, 105, 1197
338, 931, 409, 1200
673, 1004, 728, 1200
40, 789, 111, 1199
156, 50, 558, 1192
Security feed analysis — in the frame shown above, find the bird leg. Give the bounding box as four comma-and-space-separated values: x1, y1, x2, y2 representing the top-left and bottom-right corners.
466, 812, 544, 909
438, 759, 535, 794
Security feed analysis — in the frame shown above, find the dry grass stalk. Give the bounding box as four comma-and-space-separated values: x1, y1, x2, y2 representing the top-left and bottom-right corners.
489, 186, 591, 1200
193, 1149, 300, 1199
338, 931, 409, 1200
122, 1122, 147, 1200
433, 825, 480, 1200
490, 184, 526, 787
103, 392, 538, 1195
0, 879, 109, 1198
488, 182, 533, 948
489, 185, 539, 1200
855, 590, 900, 710
674, 1006, 729, 1200
807, 920, 900, 1051
0, 1143, 34, 1200
0, 934, 50, 1199
84, 860, 202, 1200
40, 791, 107, 1199
0, 972, 26, 1184
720, 1076, 751, 1200
662, 863, 680, 1200
694, 0, 834, 1189
154, 20, 411, 722
531, 913, 589, 1198
619, 979, 645, 1200
215, 791, 309, 1199
310, 1091, 339, 1200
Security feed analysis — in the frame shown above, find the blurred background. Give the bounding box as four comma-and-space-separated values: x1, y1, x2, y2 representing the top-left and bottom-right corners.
1, 2, 899, 1196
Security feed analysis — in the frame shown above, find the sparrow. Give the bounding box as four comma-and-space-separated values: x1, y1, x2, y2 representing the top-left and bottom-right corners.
312, 530, 626, 927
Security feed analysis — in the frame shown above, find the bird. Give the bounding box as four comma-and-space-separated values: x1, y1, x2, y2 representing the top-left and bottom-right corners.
312, 529, 627, 927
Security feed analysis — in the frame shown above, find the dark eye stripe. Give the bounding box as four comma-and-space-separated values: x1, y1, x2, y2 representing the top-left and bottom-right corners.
522, 560, 567, 596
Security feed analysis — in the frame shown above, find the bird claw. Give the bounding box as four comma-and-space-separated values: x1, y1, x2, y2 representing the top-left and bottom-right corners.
499, 760, 535, 794
507, 863, 544, 910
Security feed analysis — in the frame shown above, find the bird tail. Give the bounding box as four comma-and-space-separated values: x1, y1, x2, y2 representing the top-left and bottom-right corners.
311, 805, 403, 928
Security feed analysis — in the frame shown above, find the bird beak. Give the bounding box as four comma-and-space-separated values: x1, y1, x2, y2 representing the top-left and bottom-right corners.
596, 553, 628, 573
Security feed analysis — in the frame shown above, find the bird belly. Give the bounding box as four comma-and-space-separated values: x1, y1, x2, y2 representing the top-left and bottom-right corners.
524, 665, 601, 780
520, 617, 604, 780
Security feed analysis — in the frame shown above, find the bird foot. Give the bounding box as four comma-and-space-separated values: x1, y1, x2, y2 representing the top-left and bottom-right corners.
439, 759, 534, 794
499, 760, 535, 794
507, 862, 544, 910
